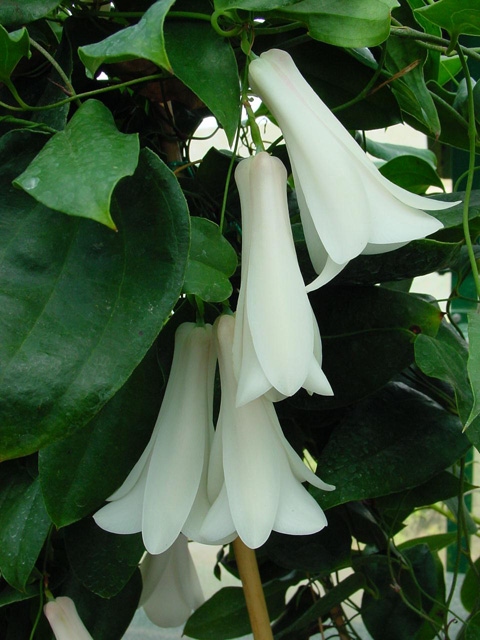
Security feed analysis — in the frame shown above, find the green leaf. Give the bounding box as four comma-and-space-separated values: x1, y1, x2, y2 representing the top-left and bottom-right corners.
0, 474, 51, 591
0, 0, 62, 28
215, 0, 298, 8
378, 155, 444, 195
438, 55, 463, 86
360, 546, 441, 640
14, 100, 139, 229
386, 36, 440, 136
398, 532, 458, 552
38, 346, 162, 527
366, 138, 438, 168
62, 569, 142, 640
165, 21, 240, 145
0, 26, 30, 83
460, 556, 480, 612
275, 573, 366, 640
78, 0, 175, 76
303, 286, 443, 409
465, 612, 480, 640
0, 133, 189, 460
416, 0, 480, 41
65, 520, 144, 598
274, 0, 399, 48
312, 382, 470, 510
466, 312, 480, 428
183, 217, 237, 302
415, 323, 480, 448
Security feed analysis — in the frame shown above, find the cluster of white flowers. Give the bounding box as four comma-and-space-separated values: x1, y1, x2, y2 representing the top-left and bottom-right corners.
46, 49, 457, 639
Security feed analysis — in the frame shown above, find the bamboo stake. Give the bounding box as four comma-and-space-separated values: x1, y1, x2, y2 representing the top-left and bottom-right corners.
232, 537, 274, 640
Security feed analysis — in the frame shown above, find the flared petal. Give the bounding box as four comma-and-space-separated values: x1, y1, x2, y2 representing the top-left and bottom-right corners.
142, 325, 213, 554
140, 535, 204, 628
249, 49, 459, 281
44, 597, 93, 640
198, 483, 237, 544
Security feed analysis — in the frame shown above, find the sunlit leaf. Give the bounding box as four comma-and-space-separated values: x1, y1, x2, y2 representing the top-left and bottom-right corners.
416, 0, 480, 40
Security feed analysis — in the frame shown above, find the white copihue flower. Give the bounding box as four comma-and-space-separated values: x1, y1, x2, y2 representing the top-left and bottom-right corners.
233, 152, 333, 406
249, 48, 459, 291
139, 534, 204, 628
198, 314, 334, 550
44, 597, 93, 640
94, 322, 216, 555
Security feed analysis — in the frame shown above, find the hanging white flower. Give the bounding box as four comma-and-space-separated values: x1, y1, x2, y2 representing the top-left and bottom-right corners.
94, 322, 216, 555
199, 314, 334, 550
139, 534, 204, 629
248, 48, 459, 291
44, 597, 93, 640
233, 152, 333, 406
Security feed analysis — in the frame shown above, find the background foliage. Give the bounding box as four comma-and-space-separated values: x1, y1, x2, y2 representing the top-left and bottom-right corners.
0, 0, 480, 638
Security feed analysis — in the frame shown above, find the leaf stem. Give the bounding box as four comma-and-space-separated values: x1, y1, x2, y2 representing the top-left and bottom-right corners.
390, 25, 480, 63
30, 38, 81, 108
233, 537, 273, 640
457, 48, 480, 303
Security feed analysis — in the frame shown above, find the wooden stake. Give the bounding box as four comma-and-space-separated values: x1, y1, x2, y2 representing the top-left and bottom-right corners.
232, 537, 274, 640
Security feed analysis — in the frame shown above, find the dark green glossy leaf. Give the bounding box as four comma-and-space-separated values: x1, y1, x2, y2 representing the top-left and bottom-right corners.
416, 0, 480, 40
428, 190, 479, 232
65, 519, 143, 598
263, 509, 351, 575
466, 313, 480, 429
0, 580, 38, 607
14, 100, 139, 229
378, 155, 444, 195
275, 573, 366, 640
0, 474, 51, 591
303, 286, 443, 409
312, 382, 470, 510
426, 83, 472, 151
438, 55, 462, 86
465, 612, 480, 640
398, 532, 458, 552
165, 21, 239, 145
366, 138, 437, 168
183, 217, 237, 302
0, 0, 61, 28
460, 557, 480, 612
38, 346, 162, 527
415, 323, 480, 449
360, 546, 441, 640
0, 134, 189, 460
274, 0, 399, 47
386, 32, 440, 136
0, 26, 30, 83
78, 0, 175, 76
215, 0, 297, 8
62, 569, 142, 640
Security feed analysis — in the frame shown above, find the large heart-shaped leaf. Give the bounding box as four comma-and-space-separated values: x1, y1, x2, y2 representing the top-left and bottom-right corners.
0, 132, 189, 460
416, 0, 480, 40
78, 0, 175, 76
14, 100, 139, 229
0, 0, 62, 28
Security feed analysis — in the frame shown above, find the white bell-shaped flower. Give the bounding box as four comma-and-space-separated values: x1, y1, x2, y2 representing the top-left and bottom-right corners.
94, 322, 216, 555
139, 534, 204, 629
44, 597, 93, 640
199, 315, 334, 550
248, 48, 459, 291
233, 152, 333, 406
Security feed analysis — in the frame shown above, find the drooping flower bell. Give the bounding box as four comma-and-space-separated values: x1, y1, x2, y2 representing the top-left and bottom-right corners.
198, 314, 334, 550
233, 152, 333, 406
139, 534, 204, 628
248, 48, 459, 291
44, 597, 93, 640
94, 322, 216, 555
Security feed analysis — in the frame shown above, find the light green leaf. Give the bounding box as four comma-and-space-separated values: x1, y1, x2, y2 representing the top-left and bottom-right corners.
416, 0, 480, 40
465, 312, 480, 429
0, 474, 51, 591
165, 21, 240, 145
78, 0, 175, 76
366, 138, 437, 168
183, 217, 237, 303
438, 55, 463, 86
0, 0, 62, 28
378, 155, 444, 195
0, 26, 30, 83
274, 0, 399, 48
14, 100, 139, 229
0, 133, 189, 460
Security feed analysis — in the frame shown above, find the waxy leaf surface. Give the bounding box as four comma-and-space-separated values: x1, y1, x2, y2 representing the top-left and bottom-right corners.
0, 0, 61, 28
0, 133, 189, 460
14, 100, 139, 229
0, 26, 30, 83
